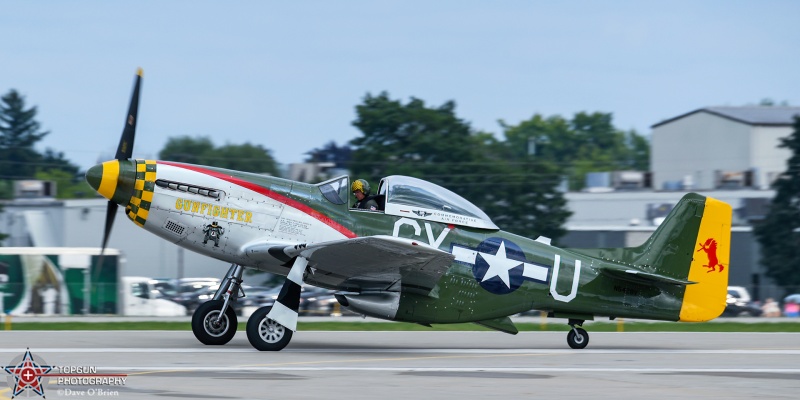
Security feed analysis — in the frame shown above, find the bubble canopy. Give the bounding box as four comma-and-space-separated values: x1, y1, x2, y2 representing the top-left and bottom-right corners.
379, 175, 498, 230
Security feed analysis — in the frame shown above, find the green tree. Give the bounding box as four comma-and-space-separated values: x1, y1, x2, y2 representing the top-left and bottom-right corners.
159, 136, 215, 165
623, 130, 650, 171
214, 143, 279, 175
754, 116, 800, 293
0, 89, 83, 202
350, 92, 478, 181
0, 89, 48, 240
350, 92, 496, 205
349, 92, 572, 242
501, 112, 650, 190
159, 136, 278, 175
0, 90, 50, 179
480, 143, 572, 242
33, 148, 89, 199
34, 169, 94, 199
40, 148, 80, 175
305, 141, 352, 167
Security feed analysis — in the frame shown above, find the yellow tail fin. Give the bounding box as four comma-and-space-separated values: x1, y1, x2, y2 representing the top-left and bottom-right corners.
679, 197, 732, 322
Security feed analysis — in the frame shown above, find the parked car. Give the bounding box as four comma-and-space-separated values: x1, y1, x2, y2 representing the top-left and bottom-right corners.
149, 278, 219, 298
121, 276, 187, 316
727, 286, 752, 303
299, 286, 360, 317
178, 282, 355, 318
299, 286, 338, 316
239, 286, 282, 318
177, 283, 278, 316
722, 287, 762, 317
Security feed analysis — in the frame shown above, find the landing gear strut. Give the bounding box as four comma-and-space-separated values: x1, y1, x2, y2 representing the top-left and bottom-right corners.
191, 258, 307, 351
566, 319, 589, 349
245, 256, 308, 351
191, 264, 244, 345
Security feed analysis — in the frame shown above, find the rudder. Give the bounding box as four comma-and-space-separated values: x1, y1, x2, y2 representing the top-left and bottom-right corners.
679, 196, 731, 321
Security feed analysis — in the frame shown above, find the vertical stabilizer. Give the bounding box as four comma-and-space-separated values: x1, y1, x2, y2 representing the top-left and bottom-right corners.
678, 197, 731, 321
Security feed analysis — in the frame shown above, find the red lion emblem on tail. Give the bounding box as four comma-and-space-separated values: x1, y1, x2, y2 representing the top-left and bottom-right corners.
697, 238, 724, 273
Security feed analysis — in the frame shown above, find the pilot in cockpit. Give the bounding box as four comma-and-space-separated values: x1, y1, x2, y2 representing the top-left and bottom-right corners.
351, 179, 380, 211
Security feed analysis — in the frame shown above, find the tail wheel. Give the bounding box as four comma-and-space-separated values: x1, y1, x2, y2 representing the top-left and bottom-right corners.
567, 327, 589, 349
191, 300, 238, 345
246, 306, 293, 351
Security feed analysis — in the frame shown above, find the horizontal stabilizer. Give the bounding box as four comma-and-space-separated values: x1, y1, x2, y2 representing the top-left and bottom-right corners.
599, 263, 696, 286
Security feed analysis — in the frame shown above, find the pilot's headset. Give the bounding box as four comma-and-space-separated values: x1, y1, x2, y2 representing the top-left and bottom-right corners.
351, 179, 371, 196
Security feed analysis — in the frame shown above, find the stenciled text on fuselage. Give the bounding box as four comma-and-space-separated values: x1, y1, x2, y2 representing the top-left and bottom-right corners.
174, 198, 253, 223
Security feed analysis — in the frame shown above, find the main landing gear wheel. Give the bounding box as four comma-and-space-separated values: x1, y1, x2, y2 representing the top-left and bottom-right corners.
567, 327, 589, 349
192, 300, 238, 345
246, 306, 293, 351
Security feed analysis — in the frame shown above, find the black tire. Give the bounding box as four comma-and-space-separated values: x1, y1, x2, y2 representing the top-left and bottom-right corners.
246, 306, 293, 351
567, 327, 589, 349
191, 300, 238, 345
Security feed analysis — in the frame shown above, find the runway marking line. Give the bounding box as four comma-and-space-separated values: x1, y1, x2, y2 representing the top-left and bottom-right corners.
127, 352, 553, 376
238, 351, 552, 368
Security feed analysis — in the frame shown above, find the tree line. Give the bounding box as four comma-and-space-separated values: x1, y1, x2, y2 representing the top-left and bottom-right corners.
0, 90, 87, 198
344, 92, 649, 243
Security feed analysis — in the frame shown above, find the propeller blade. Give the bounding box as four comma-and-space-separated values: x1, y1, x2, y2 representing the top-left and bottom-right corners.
115, 68, 143, 160
89, 200, 118, 314
89, 69, 142, 314
101, 200, 118, 254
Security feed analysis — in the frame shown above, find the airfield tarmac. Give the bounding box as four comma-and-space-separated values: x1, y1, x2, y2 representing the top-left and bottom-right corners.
0, 330, 798, 400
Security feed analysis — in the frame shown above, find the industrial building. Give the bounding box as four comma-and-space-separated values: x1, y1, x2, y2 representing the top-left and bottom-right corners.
651, 106, 800, 191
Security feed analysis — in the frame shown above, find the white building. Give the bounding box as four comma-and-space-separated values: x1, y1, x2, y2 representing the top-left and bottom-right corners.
651, 107, 800, 191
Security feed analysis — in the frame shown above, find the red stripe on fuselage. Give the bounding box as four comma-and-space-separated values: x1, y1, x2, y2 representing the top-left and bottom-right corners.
159, 161, 357, 239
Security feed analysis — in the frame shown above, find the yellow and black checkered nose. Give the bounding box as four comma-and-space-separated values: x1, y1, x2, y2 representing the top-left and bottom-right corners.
126, 160, 157, 227
85, 160, 137, 206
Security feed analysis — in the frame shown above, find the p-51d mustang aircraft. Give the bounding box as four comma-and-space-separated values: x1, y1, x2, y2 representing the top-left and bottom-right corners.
86, 70, 731, 351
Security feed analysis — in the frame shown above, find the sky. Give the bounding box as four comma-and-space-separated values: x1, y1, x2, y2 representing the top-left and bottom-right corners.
1, 1, 798, 173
